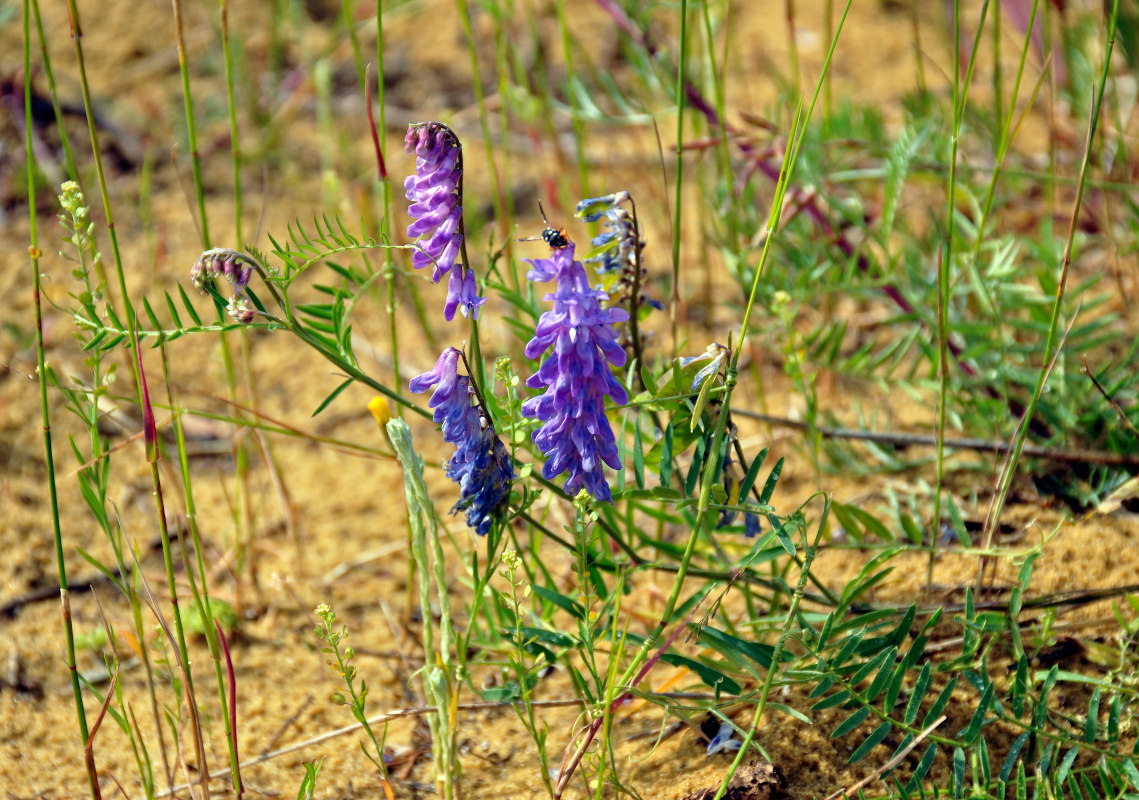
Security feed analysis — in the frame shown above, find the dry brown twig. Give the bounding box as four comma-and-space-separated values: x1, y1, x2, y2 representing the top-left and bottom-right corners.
823, 715, 947, 800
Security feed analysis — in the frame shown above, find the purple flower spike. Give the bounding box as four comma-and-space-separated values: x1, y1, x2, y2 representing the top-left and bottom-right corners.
522, 242, 629, 503
410, 347, 513, 535
405, 122, 484, 321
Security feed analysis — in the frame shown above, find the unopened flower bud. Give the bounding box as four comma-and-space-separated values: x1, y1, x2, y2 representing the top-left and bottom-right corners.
226, 294, 256, 324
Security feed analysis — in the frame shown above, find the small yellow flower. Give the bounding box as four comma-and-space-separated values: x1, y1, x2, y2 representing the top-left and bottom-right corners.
368, 396, 392, 427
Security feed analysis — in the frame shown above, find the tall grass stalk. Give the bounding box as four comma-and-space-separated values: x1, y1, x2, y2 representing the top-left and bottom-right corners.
63, 0, 131, 325
158, 343, 243, 796
931, 0, 990, 592
699, 0, 734, 243
491, 1, 516, 263
24, 4, 93, 796
979, 0, 1122, 560
374, 2, 403, 396
785, 0, 800, 97
132, 333, 211, 796
669, 0, 690, 354
30, 0, 80, 195
554, 0, 589, 198
221, 0, 243, 246
170, 0, 256, 607
171, 0, 211, 249
617, 0, 851, 705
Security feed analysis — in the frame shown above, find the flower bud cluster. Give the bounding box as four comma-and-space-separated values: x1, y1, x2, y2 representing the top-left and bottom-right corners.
191, 248, 257, 324
404, 122, 484, 321
410, 347, 513, 535
575, 192, 662, 343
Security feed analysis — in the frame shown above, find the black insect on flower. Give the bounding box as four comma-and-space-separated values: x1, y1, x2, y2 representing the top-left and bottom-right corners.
517, 200, 570, 250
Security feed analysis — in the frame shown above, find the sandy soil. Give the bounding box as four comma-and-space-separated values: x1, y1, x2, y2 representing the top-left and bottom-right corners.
2, 1, 1136, 799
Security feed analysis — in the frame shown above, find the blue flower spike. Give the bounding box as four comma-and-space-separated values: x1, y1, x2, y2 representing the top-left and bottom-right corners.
410, 347, 513, 535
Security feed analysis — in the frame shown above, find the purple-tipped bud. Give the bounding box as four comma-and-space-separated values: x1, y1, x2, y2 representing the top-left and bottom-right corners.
405, 122, 483, 321
190, 248, 261, 316
191, 255, 209, 292
234, 264, 254, 292
522, 241, 629, 503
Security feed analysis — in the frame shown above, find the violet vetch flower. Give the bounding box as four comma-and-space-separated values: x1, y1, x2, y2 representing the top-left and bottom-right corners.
404, 122, 485, 321
410, 347, 513, 535
522, 241, 629, 503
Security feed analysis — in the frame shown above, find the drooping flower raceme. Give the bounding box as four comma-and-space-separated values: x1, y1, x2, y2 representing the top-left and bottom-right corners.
522, 242, 629, 503
404, 122, 485, 321
410, 347, 512, 535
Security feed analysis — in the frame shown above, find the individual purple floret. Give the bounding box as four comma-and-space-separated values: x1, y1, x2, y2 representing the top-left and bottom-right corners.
705, 721, 742, 756
404, 122, 484, 321
444, 261, 486, 321
410, 347, 513, 535
522, 241, 629, 503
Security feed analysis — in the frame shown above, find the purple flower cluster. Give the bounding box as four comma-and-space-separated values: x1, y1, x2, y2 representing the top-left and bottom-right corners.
404, 122, 485, 321
410, 347, 513, 535
522, 242, 629, 502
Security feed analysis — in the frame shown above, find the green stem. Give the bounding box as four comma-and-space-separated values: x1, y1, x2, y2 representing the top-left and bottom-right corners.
25, 5, 93, 794
669, 0, 689, 357
160, 345, 242, 796
555, 0, 589, 197
64, 0, 132, 329
933, 0, 990, 592
455, 0, 508, 238
31, 0, 81, 190
172, 0, 210, 248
